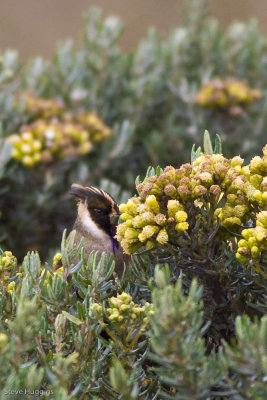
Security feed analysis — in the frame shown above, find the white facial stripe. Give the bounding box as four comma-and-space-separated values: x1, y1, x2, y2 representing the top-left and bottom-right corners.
78, 203, 108, 240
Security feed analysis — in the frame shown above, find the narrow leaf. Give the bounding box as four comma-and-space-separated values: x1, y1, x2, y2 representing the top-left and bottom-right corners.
62, 311, 82, 326
203, 130, 213, 155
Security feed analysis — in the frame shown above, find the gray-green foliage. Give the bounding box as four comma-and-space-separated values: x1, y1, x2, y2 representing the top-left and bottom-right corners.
0, 3, 267, 397
0, 235, 266, 399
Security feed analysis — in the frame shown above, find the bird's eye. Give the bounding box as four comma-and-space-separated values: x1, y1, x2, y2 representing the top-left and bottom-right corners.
94, 208, 104, 214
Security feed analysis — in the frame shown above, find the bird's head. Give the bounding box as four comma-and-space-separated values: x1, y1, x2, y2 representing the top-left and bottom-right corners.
69, 184, 121, 238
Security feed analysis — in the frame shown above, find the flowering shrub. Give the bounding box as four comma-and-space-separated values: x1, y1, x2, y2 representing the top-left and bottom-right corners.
7, 92, 112, 166
90, 292, 153, 354
0, 132, 266, 398
0, 250, 17, 292
196, 77, 262, 114
2, 0, 267, 260
117, 143, 267, 279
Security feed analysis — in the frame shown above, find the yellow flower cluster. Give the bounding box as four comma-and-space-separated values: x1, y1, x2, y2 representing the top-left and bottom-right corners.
116, 146, 267, 269
90, 292, 153, 330
76, 112, 112, 143
0, 251, 17, 293
117, 156, 231, 254
236, 211, 267, 267
20, 91, 64, 118
41, 253, 63, 286
215, 147, 267, 230
41, 266, 64, 287
0, 251, 17, 271
8, 93, 112, 167
196, 77, 262, 111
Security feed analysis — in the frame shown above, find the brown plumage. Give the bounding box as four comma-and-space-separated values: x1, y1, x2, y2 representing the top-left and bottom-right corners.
68, 184, 130, 275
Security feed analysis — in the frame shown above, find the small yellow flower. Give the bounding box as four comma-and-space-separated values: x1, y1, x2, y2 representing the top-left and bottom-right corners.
156, 229, 169, 245
175, 222, 189, 232
146, 195, 160, 214
0, 333, 8, 350
175, 211, 188, 223
167, 200, 181, 217
7, 281, 15, 294
138, 225, 159, 242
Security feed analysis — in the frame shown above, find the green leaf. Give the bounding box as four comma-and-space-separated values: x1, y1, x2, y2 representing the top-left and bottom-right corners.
62, 311, 82, 326
69, 260, 83, 274
214, 133, 223, 154
191, 143, 203, 163
203, 130, 213, 155
77, 301, 85, 321
156, 165, 163, 176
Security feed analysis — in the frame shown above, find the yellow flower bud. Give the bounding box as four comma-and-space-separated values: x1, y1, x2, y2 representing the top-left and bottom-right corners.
156, 229, 168, 245
108, 313, 119, 321
145, 240, 156, 250
132, 215, 145, 228
231, 156, 244, 167
120, 292, 132, 303
241, 229, 250, 239
33, 153, 41, 163
164, 184, 177, 197
175, 211, 188, 223
256, 211, 267, 228
32, 140, 42, 151
251, 246, 260, 258
256, 232, 264, 242
120, 304, 129, 312
127, 202, 138, 215
250, 156, 263, 173
125, 228, 139, 240
7, 134, 21, 145
0, 333, 8, 350
222, 217, 241, 226
21, 132, 33, 142
140, 212, 155, 225
80, 142, 92, 155
154, 213, 167, 226
234, 205, 247, 218
11, 148, 20, 159
146, 195, 160, 214
238, 239, 249, 248
53, 253, 62, 263
22, 155, 34, 167
175, 222, 189, 232
7, 281, 15, 293
119, 203, 128, 213
55, 267, 64, 276
21, 144, 32, 154
116, 223, 127, 236
199, 172, 213, 185
138, 225, 159, 242
248, 237, 256, 247
236, 252, 247, 263
167, 200, 181, 217
120, 213, 132, 221
253, 190, 262, 202
210, 185, 221, 196
227, 194, 237, 204
193, 185, 207, 196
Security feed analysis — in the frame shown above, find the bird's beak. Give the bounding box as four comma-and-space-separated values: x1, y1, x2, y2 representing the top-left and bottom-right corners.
110, 212, 121, 226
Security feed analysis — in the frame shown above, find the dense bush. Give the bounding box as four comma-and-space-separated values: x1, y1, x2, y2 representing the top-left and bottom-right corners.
0, 2, 267, 396
0, 133, 266, 399
1, 0, 267, 259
